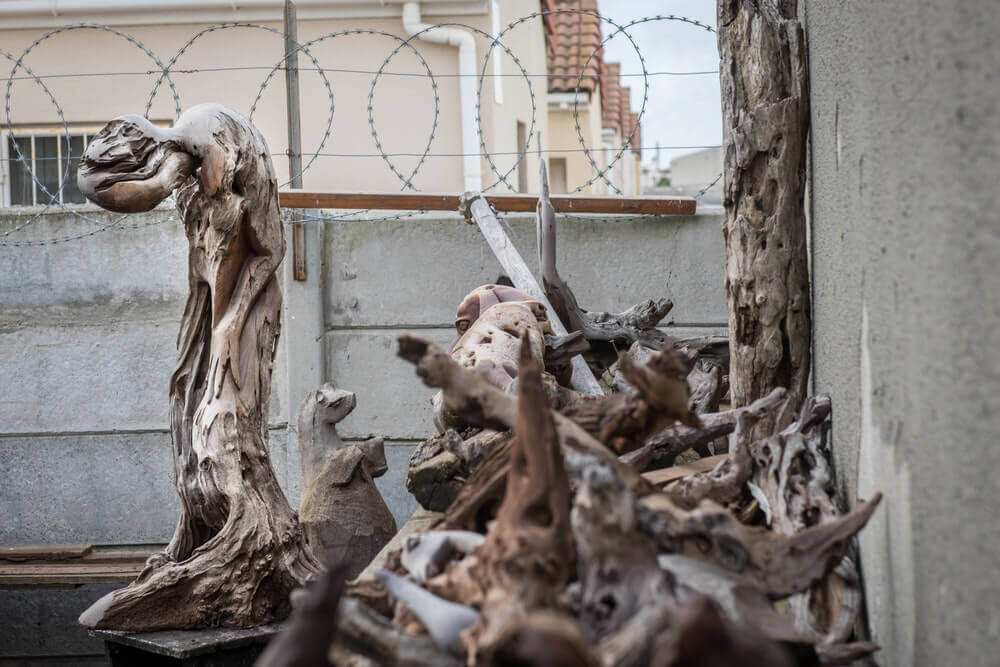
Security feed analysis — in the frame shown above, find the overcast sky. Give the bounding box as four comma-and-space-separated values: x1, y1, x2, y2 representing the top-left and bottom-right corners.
596, 0, 721, 168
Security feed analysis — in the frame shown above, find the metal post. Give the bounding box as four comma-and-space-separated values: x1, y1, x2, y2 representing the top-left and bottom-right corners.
284, 0, 306, 280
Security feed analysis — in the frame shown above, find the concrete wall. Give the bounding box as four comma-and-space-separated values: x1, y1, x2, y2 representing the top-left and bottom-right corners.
803, 1, 1000, 665
0, 204, 724, 663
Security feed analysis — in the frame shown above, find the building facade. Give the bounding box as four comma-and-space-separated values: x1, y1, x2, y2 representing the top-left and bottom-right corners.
0, 0, 640, 203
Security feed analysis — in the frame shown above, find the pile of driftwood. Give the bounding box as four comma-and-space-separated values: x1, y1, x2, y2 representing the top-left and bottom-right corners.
260, 274, 880, 666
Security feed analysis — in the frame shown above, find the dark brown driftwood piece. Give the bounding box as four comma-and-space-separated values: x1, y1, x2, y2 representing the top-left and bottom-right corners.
461, 336, 576, 660
77, 104, 318, 630
718, 0, 811, 435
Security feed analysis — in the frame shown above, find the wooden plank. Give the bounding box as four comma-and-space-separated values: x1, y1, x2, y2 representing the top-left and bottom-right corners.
278, 190, 696, 215
0, 544, 92, 561
0, 563, 145, 586
0, 545, 157, 587
463, 195, 603, 395
641, 454, 729, 486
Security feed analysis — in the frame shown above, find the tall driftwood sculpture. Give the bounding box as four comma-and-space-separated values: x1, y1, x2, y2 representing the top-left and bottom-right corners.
77, 104, 319, 630
717, 0, 811, 434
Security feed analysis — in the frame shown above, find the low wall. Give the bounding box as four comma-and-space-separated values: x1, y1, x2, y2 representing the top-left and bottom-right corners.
0, 205, 725, 663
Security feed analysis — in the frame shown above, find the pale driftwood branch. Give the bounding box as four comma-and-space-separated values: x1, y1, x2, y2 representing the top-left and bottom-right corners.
623, 387, 786, 471
396, 334, 654, 497
298, 384, 395, 579
537, 158, 672, 348
637, 492, 882, 598
462, 336, 576, 659
460, 193, 604, 395
77, 105, 317, 630
335, 597, 463, 667
718, 0, 811, 435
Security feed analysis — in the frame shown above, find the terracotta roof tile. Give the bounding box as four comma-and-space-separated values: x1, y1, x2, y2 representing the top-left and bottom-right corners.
543, 0, 603, 92
542, 1, 641, 154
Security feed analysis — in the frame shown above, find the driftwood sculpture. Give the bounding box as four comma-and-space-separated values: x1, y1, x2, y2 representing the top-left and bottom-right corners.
76, 104, 318, 630
306, 330, 884, 666
298, 383, 397, 579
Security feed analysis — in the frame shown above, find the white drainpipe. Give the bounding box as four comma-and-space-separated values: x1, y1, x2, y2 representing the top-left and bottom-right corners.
402, 1, 481, 192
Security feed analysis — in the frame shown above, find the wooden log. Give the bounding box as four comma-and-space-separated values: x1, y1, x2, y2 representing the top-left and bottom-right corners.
718, 0, 811, 435
278, 190, 696, 215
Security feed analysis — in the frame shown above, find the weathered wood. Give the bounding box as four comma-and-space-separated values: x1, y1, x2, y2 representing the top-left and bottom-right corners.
298, 384, 396, 579
751, 395, 867, 644
537, 160, 673, 348
718, 0, 811, 434
76, 105, 319, 630
396, 335, 653, 497
257, 566, 347, 667
335, 597, 463, 667
460, 194, 604, 395
278, 190, 696, 214
638, 493, 882, 599
461, 337, 576, 660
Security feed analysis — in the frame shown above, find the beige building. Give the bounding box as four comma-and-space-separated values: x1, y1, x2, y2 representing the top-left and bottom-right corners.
542, 0, 641, 195
0, 0, 639, 204
668, 145, 722, 199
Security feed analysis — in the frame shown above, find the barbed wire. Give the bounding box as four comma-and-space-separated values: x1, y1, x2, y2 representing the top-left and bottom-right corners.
0, 9, 723, 247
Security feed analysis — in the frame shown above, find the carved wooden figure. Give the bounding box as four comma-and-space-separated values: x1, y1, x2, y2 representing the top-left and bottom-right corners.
298, 383, 397, 579
76, 104, 319, 630
434, 285, 551, 432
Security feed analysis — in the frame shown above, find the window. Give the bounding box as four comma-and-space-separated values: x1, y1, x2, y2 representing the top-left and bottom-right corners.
549, 158, 567, 194
4, 130, 89, 206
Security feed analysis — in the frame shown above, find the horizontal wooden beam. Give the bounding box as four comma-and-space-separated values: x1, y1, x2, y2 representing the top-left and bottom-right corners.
278, 190, 696, 215
0, 544, 157, 588
641, 454, 729, 486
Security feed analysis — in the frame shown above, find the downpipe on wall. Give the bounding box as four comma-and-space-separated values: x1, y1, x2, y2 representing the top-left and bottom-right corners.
402, 1, 482, 192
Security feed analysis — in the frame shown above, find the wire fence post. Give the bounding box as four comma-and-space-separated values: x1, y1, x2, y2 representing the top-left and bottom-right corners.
284, 0, 307, 281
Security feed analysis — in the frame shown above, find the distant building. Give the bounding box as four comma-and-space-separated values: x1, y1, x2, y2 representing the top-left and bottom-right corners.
641, 165, 671, 192
668, 146, 723, 200
542, 0, 641, 194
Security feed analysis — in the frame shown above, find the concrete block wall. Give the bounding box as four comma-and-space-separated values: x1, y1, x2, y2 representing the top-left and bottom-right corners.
0, 205, 725, 663
804, 1, 1000, 664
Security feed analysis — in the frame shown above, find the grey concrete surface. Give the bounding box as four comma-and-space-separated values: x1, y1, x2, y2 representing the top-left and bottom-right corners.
0, 584, 118, 663
324, 212, 727, 328
804, 1, 1000, 665
0, 206, 723, 662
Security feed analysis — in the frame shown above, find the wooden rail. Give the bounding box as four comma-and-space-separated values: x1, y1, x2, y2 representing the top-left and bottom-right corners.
278, 191, 696, 215
0, 544, 157, 587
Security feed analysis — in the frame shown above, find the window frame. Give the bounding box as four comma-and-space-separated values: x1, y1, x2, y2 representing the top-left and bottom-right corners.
2, 125, 103, 207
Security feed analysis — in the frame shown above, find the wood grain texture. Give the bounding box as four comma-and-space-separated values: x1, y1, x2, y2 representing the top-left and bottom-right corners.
297, 384, 396, 580
278, 190, 696, 215
76, 104, 319, 630
718, 0, 811, 434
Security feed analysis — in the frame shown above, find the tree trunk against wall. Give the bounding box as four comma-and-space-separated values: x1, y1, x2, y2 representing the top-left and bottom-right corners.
717, 0, 811, 435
